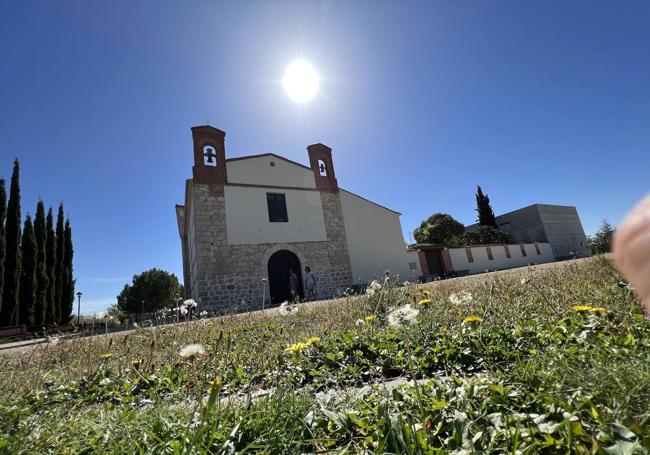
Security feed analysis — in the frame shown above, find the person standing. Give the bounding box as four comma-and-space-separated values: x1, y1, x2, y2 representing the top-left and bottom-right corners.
304, 266, 317, 301
288, 269, 300, 303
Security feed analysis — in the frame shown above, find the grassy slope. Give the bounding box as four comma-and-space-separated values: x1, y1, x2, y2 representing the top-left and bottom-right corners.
0, 256, 648, 453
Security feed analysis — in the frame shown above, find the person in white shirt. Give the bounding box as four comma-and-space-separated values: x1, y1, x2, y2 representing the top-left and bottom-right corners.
304, 266, 317, 301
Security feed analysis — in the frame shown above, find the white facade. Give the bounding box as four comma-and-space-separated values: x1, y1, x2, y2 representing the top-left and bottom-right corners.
340, 190, 421, 284
448, 243, 554, 275
224, 186, 327, 245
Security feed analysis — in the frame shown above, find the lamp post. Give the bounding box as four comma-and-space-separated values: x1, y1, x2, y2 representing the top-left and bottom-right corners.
76, 292, 83, 326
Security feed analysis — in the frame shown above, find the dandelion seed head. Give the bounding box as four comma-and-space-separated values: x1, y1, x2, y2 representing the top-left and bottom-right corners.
179, 343, 206, 359
387, 304, 420, 327
449, 291, 473, 305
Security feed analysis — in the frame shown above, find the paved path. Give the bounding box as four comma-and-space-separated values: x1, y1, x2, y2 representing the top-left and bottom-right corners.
0, 257, 594, 356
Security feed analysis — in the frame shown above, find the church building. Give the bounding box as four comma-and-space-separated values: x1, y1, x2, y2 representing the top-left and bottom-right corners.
176, 125, 420, 313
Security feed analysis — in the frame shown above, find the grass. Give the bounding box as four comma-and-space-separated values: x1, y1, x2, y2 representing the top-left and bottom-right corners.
0, 256, 648, 453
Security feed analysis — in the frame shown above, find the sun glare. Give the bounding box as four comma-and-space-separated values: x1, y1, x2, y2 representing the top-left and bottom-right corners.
282, 59, 319, 103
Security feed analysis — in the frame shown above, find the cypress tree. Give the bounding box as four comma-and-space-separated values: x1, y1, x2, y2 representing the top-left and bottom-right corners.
1, 160, 21, 327
34, 201, 48, 326
54, 203, 65, 323
61, 218, 74, 323
0, 179, 6, 318
18, 215, 37, 326
475, 185, 497, 228
45, 208, 57, 324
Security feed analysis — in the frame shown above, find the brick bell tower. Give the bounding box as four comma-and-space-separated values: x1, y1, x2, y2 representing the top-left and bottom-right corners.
307, 143, 338, 191
191, 125, 228, 187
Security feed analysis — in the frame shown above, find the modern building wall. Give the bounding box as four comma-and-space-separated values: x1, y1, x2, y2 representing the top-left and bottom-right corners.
224, 186, 327, 245
469, 204, 591, 260
340, 190, 421, 284
493, 205, 546, 244
448, 243, 554, 275
535, 205, 590, 259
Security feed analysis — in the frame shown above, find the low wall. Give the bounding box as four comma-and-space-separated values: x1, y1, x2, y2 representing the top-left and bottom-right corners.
448, 243, 554, 275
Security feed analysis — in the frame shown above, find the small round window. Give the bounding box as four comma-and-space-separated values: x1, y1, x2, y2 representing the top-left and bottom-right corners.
269, 161, 276, 167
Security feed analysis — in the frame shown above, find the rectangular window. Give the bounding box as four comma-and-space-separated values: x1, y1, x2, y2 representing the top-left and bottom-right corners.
465, 247, 474, 263
266, 193, 288, 222
504, 245, 511, 258
534, 242, 541, 255
486, 247, 494, 260
520, 243, 527, 257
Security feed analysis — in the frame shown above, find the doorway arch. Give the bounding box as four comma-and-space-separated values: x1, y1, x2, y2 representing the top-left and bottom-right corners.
267, 250, 303, 304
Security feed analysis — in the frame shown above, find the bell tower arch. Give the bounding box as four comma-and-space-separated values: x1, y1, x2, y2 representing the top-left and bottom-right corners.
191, 125, 228, 186
307, 142, 338, 191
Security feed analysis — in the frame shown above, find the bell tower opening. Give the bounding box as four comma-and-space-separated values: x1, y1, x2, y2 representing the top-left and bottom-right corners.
307, 143, 338, 191
203, 145, 217, 167
191, 125, 228, 185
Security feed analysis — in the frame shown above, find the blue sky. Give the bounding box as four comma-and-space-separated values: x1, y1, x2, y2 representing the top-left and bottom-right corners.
1, 1, 648, 313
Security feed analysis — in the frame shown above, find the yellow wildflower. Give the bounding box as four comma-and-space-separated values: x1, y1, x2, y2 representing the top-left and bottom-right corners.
305, 336, 321, 346
572, 305, 606, 314
131, 359, 141, 367
285, 342, 309, 354
99, 353, 113, 360
462, 315, 483, 324
365, 315, 376, 322
417, 298, 432, 305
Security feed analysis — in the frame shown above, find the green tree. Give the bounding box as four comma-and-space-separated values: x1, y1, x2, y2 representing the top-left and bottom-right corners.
460, 225, 511, 246
0, 179, 6, 318
1, 160, 21, 327
33, 201, 48, 326
413, 213, 465, 246
475, 186, 497, 227
18, 215, 37, 326
45, 207, 57, 324
61, 218, 74, 323
117, 268, 181, 316
54, 203, 65, 323
588, 220, 615, 255
106, 303, 128, 325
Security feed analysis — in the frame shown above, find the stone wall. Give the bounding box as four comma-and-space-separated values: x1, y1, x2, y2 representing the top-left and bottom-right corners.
189, 183, 353, 314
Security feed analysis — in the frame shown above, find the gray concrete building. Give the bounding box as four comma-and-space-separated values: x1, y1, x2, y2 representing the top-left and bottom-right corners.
469, 204, 590, 260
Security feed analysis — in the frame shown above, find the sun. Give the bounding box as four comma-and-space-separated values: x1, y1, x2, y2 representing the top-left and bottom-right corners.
282, 59, 320, 103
